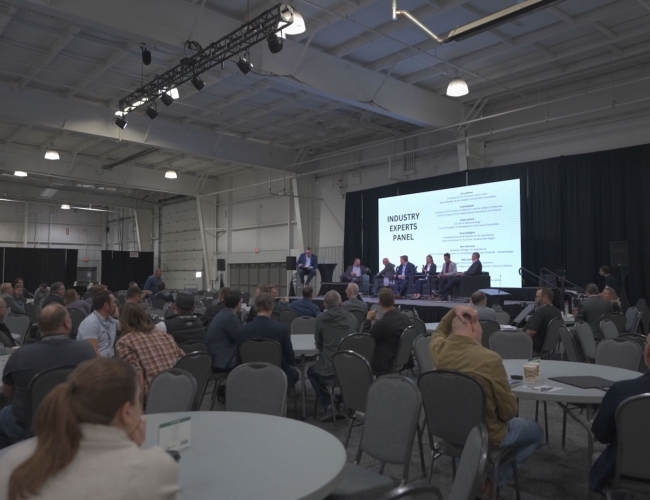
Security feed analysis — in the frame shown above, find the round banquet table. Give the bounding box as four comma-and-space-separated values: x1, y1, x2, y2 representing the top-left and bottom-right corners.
144, 411, 346, 500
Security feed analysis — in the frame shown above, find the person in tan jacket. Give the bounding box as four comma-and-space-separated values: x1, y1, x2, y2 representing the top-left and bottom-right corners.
429, 306, 543, 499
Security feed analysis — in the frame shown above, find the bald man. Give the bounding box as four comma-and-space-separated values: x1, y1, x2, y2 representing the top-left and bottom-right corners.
590, 331, 650, 494
343, 282, 368, 315
430, 306, 543, 498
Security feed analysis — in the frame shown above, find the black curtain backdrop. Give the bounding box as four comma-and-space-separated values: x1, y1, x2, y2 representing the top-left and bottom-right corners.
65, 249, 78, 286
343, 143, 650, 303
101, 250, 154, 292
3, 248, 68, 291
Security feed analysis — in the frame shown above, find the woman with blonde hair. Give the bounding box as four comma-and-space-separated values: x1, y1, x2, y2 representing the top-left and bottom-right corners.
116, 303, 185, 399
0, 358, 179, 499
602, 286, 621, 312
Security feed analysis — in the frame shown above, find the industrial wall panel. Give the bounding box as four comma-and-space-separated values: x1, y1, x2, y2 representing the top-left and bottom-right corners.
259, 226, 288, 251
258, 197, 288, 225
230, 201, 257, 227
231, 229, 257, 253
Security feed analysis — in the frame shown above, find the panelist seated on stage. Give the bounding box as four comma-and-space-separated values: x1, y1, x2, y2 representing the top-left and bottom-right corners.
432, 253, 458, 291
524, 287, 562, 354
432, 252, 482, 300
392, 255, 417, 298
297, 247, 318, 286
372, 258, 395, 296
412, 255, 437, 299
341, 258, 370, 283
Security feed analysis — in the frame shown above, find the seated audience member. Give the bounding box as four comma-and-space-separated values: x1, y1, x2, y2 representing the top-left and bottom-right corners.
205, 290, 242, 373
201, 287, 230, 328
33, 283, 49, 307
524, 287, 562, 353
433, 252, 483, 300
64, 289, 91, 317
0, 283, 25, 316
601, 286, 621, 313
13, 278, 33, 299
0, 298, 16, 349
153, 282, 174, 303
268, 284, 289, 315
343, 282, 368, 315
115, 303, 184, 399
471, 290, 497, 322
77, 290, 119, 357
0, 304, 96, 447
237, 292, 299, 388
41, 282, 66, 308
0, 358, 180, 497
599, 265, 619, 295
288, 286, 320, 318
576, 283, 613, 337
590, 332, 650, 494
91, 283, 108, 294
412, 255, 436, 299
157, 293, 205, 344
309, 291, 357, 420
373, 257, 395, 296
126, 286, 145, 304
361, 288, 411, 376
245, 285, 265, 323
430, 306, 544, 498
341, 258, 369, 284
11, 284, 27, 310
86, 281, 97, 291
392, 255, 417, 298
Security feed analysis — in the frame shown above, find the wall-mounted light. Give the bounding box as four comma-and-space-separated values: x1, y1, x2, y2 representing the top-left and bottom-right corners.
14, 171, 27, 177
165, 170, 177, 179
61, 204, 71, 210
44, 150, 60, 160
195, 271, 202, 278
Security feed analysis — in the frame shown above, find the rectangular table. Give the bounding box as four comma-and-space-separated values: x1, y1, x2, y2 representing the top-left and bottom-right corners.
291, 334, 319, 420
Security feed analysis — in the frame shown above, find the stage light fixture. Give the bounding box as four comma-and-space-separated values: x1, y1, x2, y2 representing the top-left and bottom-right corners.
113, 117, 128, 129
236, 56, 253, 75
267, 33, 283, 53
169, 88, 179, 99
14, 171, 27, 177
44, 150, 60, 160
145, 102, 158, 119
61, 204, 70, 210
281, 8, 305, 35
446, 77, 469, 97
141, 47, 151, 65
191, 75, 206, 91
165, 170, 177, 179
161, 93, 173, 106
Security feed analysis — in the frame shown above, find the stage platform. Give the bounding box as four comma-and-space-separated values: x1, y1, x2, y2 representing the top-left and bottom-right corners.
288, 295, 530, 323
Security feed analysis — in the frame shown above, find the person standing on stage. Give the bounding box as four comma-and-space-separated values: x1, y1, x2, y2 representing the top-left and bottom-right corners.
297, 247, 318, 286
412, 255, 436, 299
598, 265, 619, 296
432, 253, 457, 294
392, 255, 416, 299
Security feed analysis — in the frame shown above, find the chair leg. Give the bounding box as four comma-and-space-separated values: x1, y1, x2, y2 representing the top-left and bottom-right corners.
544, 401, 549, 444
416, 423, 426, 478
492, 455, 501, 500
450, 455, 456, 479
328, 386, 336, 426
428, 450, 435, 482
512, 459, 521, 500
344, 416, 355, 449
562, 407, 567, 449
312, 391, 319, 420
535, 400, 539, 422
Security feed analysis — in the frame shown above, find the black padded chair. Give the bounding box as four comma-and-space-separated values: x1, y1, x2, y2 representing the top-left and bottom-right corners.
452, 273, 491, 298
27, 365, 77, 434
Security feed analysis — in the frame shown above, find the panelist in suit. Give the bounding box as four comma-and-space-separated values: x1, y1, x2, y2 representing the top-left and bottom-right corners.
576, 283, 614, 337
433, 252, 482, 300
432, 253, 458, 293
373, 258, 395, 296
412, 255, 437, 299
341, 258, 370, 283
297, 247, 318, 286
392, 255, 417, 298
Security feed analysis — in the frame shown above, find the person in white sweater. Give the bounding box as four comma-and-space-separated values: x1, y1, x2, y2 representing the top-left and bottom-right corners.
0, 358, 179, 500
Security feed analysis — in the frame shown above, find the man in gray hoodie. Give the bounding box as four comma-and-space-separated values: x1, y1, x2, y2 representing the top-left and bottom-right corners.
308, 290, 357, 420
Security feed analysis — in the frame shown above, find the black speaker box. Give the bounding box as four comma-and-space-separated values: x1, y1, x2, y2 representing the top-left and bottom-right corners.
286, 256, 297, 271
217, 259, 226, 271
610, 241, 629, 268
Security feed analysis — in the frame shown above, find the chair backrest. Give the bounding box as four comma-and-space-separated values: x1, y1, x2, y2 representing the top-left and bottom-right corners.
595, 338, 644, 371
28, 365, 76, 432
559, 325, 582, 362
624, 307, 642, 334
241, 292, 251, 305
413, 334, 434, 373
575, 322, 597, 361
614, 394, 650, 485
278, 309, 299, 329
449, 425, 489, 500
152, 299, 166, 310
178, 341, 208, 354
541, 317, 563, 357
68, 308, 86, 339
24, 303, 38, 324
601, 313, 625, 335
226, 362, 287, 417
636, 298, 650, 335
290, 316, 316, 335
351, 310, 366, 330
419, 370, 485, 449
357, 375, 422, 483
333, 350, 374, 414
239, 338, 283, 367
489, 331, 533, 360
150, 308, 164, 319
511, 303, 535, 327
392, 325, 418, 372
600, 319, 619, 340
402, 309, 417, 319
495, 310, 510, 326
338, 333, 375, 363
478, 320, 501, 349
370, 303, 384, 319
146, 368, 197, 414
409, 317, 427, 336
4, 315, 31, 345
173, 352, 212, 409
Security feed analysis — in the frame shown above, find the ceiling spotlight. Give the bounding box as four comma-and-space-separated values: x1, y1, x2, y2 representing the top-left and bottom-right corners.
141, 47, 151, 65
61, 204, 70, 210
191, 75, 206, 91
267, 33, 283, 53
113, 117, 128, 129
236, 56, 253, 75
446, 77, 469, 97
165, 170, 177, 179
145, 102, 158, 120
14, 171, 28, 177
282, 9, 306, 35
44, 150, 60, 160
161, 93, 173, 106
169, 88, 179, 99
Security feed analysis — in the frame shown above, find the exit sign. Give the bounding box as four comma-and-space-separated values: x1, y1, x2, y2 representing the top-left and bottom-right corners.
129, 251, 139, 258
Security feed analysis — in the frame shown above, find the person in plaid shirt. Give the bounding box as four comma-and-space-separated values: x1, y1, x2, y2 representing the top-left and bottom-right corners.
116, 303, 184, 398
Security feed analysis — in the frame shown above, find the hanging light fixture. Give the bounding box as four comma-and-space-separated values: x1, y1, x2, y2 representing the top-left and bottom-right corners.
446, 75, 469, 97
44, 150, 60, 160
61, 204, 71, 210
14, 171, 27, 177
236, 55, 253, 75
281, 7, 306, 35
165, 170, 177, 179
113, 117, 128, 129
191, 75, 206, 91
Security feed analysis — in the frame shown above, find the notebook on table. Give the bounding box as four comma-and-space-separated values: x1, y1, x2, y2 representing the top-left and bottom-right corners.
549, 376, 615, 391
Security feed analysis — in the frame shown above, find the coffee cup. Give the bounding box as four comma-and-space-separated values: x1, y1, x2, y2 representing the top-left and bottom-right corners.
523, 363, 539, 382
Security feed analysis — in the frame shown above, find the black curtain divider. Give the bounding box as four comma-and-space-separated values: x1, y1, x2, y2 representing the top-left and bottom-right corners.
101, 250, 154, 292
3, 248, 67, 292
344, 143, 650, 303
65, 249, 78, 286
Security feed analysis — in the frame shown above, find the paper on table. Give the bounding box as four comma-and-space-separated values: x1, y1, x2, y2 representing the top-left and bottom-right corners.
159, 416, 191, 451
527, 385, 562, 393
